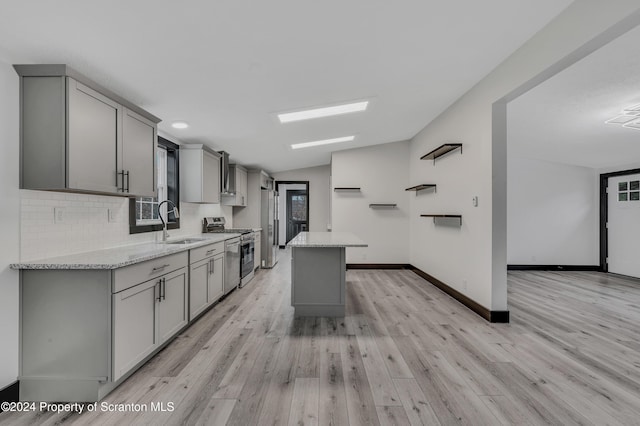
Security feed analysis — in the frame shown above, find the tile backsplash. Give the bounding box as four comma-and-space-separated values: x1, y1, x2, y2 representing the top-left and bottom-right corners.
20, 190, 232, 261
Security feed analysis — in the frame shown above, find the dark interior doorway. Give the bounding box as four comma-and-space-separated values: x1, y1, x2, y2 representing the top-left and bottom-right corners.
286, 190, 308, 243
275, 180, 310, 246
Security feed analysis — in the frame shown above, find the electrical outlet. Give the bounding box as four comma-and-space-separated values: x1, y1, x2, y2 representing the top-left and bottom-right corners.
54, 207, 65, 224
108, 209, 116, 223
472, 196, 478, 207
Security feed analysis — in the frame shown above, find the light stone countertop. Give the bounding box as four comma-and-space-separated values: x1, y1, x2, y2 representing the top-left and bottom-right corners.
10, 233, 241, 270
287, 232, 367, 248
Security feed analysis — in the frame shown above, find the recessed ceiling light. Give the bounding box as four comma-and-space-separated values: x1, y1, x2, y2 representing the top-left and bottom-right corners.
605, 115, 637, 124
291, 136, 355, 150
171, 121, 189, 129
278, 101, 369, 123
623, 119, 640, 130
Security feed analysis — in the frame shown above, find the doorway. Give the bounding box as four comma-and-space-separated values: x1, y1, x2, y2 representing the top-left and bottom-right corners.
600, 169, 640, 278
275, 181, 310, 247
286, 190, 308, 243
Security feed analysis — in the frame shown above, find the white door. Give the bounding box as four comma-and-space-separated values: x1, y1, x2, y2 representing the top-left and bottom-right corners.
608, 174, 640, 278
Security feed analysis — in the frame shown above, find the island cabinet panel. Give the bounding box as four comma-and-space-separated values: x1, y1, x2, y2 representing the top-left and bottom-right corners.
291, 247, 346, 316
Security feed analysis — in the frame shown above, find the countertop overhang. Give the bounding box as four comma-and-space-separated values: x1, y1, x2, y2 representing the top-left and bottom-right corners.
287, 232, 367, 248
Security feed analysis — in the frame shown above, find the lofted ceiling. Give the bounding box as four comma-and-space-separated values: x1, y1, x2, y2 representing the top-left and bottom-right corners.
508, 23, 640, 170
0, 0, 571, 172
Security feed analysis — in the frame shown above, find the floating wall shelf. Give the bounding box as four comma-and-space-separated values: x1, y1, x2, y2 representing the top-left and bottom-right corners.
421, 214, 462, 226
369, 204, 397, 208
405, 184, 437, 192
420, 143, 463, 164
334, 187, 361, 192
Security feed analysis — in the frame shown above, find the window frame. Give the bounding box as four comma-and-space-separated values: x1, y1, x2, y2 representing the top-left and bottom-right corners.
129, 136, 181, 234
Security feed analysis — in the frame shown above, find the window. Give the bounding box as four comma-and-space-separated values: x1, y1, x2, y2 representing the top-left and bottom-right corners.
129, 136, 180, 234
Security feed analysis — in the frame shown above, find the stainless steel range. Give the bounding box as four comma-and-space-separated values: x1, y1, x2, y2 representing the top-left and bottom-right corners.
203, 217, 255, 287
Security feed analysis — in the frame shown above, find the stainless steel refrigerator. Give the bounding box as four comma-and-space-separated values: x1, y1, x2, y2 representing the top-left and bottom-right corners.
261, 189, 279, 268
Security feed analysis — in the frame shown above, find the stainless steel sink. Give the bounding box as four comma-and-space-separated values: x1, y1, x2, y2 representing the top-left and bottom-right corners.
164, 238, 206, 245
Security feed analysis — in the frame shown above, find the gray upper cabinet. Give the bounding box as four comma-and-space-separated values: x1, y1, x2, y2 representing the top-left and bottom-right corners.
14, 64, 160, 197
122, 108, 157, 197
67, 79, 120, 193
180, 144, 221, 203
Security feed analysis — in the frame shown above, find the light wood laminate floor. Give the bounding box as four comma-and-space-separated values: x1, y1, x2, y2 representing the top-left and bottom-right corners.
2, 250, 640, 425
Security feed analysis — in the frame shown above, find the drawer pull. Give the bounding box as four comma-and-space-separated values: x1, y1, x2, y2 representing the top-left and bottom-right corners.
206, 249, 217, 255
152, 264, 170, 272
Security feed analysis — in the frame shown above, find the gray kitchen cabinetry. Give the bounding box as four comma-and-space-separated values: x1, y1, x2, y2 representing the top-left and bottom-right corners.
180, 144, 221, 203
113, 265, 187, 382
121, 108, 157, 196
188, 241, 225, 320
14, 64, 160, 197
222, 164, 248, 206
19, 252, 188, 402
254, 230, 262, 269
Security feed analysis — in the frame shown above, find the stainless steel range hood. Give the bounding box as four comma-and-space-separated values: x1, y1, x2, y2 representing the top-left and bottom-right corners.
218, 150, 232, 195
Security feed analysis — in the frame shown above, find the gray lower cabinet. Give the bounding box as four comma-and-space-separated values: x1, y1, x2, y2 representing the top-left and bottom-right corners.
113, 266, 188, 382
188, 242, 225, 321
254, 231, 262, 269
14, 64, 160, 197
19, 253, 188, 402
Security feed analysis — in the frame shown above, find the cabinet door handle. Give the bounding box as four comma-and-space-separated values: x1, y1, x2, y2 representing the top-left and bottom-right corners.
161, 277, 166, 300
117, 170, 126, 192
209, 259, 214, 275
125, 171, 130, 193
156, 281, 161, 302
152, 264, 170, 272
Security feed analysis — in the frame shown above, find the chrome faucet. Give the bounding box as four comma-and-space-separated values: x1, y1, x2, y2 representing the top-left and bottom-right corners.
158, 200, 180, 242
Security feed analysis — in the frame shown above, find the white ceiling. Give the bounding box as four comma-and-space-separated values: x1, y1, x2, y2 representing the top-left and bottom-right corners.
508, 23, 640, 170
0, 0, 571, 172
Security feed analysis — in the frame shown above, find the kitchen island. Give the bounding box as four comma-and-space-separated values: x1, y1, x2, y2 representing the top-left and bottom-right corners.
287, 232, 367, 316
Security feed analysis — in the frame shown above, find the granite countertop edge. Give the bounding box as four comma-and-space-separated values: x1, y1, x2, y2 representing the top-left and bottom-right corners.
287, 231, 368, 248
10, 233, 242, 270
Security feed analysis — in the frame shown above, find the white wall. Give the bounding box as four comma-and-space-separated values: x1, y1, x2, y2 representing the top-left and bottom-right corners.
272, 165, 331, 233
277, 184, 305, 244
332, 141, 410, 264
507, 157, 598, 265
410, 1, 640, 311
0, 58, 20, 390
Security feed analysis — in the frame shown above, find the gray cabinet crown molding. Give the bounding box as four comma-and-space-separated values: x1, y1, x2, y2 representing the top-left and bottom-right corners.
13, 64, 161, 124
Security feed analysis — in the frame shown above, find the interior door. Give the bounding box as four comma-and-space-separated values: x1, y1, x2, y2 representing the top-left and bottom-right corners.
608, 174, 640, 278
286, 190, 308, 243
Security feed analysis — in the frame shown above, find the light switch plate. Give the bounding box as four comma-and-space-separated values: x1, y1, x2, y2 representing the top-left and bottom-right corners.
472, 196, 478, 207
